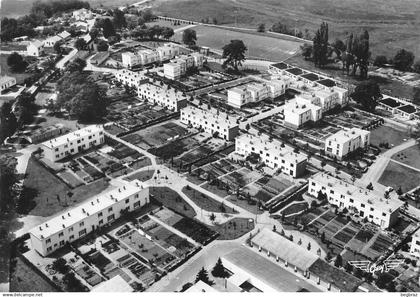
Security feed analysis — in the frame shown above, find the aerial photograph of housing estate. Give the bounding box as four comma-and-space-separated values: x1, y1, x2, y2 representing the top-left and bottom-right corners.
1, 0, 420, 294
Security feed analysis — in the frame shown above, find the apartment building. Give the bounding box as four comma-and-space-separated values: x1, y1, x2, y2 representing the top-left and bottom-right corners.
137, 82, 188, 111
27, 40, 45, 56
235, 133, 307, 178
114, 69, 148, 88
44, 35, 62, 47
410, 230, 420, 257
283, 95, 322, 129
122, 43, 179, 68
0, 76, 16, 94
227, 80, 286, 108
29, 180, 149, 256
41, 125, 104, 162
308, 173, 402, 229
163, 53, 205, 79
180, 105, 240, 140
324, 128, 370, 159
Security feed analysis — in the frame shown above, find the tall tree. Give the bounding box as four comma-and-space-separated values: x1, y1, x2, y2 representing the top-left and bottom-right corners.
0, 101, 17, 143
211, 258, 229, 278
74, 38, 87, 50
351, 80, 382, 112
113, 9, 127, 29
182, 28, 197, 46
222, 39, 247, 71
195, 267, 214, 286
393, 49, 415, 71
7, 52, 27, 72
102, 18, 116, 38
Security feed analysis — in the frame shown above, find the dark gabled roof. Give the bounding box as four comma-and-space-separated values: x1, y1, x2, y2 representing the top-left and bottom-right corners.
308, 259, 362, 292
317, 79, 336, 87
379, 98, 401, 108
397, 104, 416, 114
271, 62, 289, 70
301, 73, 319, 81
285, 67, 303, 75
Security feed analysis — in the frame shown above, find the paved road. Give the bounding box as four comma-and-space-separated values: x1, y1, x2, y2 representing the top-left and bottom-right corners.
359, 139, 416, 186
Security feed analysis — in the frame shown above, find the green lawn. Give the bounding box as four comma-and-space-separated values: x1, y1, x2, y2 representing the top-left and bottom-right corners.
281, 202, 309, 217
10, 257, 58, 292
392, 145, 420, 170
0, 54, 32, 84
378, 160, 420, 192
226, 195, 264, 215
173, 25, 302, 61
23, 157, 110, 217
211, 217, 255, 240
370, 125, 411, 149
182, 186, 237, 214
150, 187, 197, 218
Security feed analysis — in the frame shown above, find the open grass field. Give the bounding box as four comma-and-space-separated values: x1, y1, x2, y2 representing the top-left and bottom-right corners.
174, 25, 302, 61
392, 145, 420, 170
154, 0, 420, 58
378, 160, 420, 192
211, 217, 254, 240
182, 186, 237, 214
370, 125, 411, 149
150, 187, 197, 218
9, 257, 58, 292
23, 157, 110, 217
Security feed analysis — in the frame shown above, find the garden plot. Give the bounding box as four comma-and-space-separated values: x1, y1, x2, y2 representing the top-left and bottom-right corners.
331, 223, 359, 248
221, 168, 262, 189
281, 201, 308, 217
310, 210, 336, 230
176, 71, 234, 90
149, 136, 200, 160
57, 170, 84, 188
123, 122, 189, 150
105, 137, 143, 162
172, 217, 218, 245
65, 252, 104, 288
83, 151, 126, 175
345, 229, 375, 253
119, 229, 177, 270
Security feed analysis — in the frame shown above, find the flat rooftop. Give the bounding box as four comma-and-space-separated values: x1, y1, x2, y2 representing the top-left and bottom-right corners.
41, 125, 103, 149
251, 228, 318, 271
310, 172, 403, 212
301, 73, 319, 81
380, 98, 401, 108
182, 105, 240, 126
29, 180, 147, 239
326, 128, 369, 143
285, 68, 304, 76
271, 62, 289, 70
397, 104, 416, 114
222, 247, 321, 292
91, 275, 133, 292
317, 79, 336, 87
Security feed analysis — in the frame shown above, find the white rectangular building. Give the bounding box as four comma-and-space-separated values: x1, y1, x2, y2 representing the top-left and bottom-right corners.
163, 53, 204, 79
29, 180, 149, 256
137, 82, 188, 111
410, 230, 420, 257
283, 95, 322, 129
44, 35, 62, 47
324, 128, 370, 159
235, 133, 307, 178
122, 44, 179, 69
155, 43, 180, 61
0, 76, 17, 93
227, 80, 286, 108
41, 125, 104, 162
308, 173, 402, 229
72, 8, 93, 21
180, 105, 239, 140
114, 69, 148, 88
27, 40, 44, 56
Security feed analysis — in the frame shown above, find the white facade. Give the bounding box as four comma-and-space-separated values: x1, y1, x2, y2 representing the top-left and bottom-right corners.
410, 230, 420, 257
0, 76, 17, 93
27, 40, 44, 56
137, 82, 188, 111
44, 35, 62, 47
324, 128, 370, 159
235, 133, 307, 178
227, 80, 286, 108
72, 8, 93, 21
114, 69, 148, 88
308, 173, 402, 229
122, 43, 179, 68
29, 180, 150, 256
163, 53, 204, 79
283, 95, 322, 129
180, 105, 240, 140
41, 125, 104, 162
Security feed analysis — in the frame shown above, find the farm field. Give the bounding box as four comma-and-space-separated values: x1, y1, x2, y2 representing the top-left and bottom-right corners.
154, 0, 420, 58
378, 160, 420, 193
173, 25, 302, 61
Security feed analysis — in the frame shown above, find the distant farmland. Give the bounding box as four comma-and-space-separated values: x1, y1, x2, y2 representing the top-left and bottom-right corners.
154, 0, 420, 58
173, 25, 304, 61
